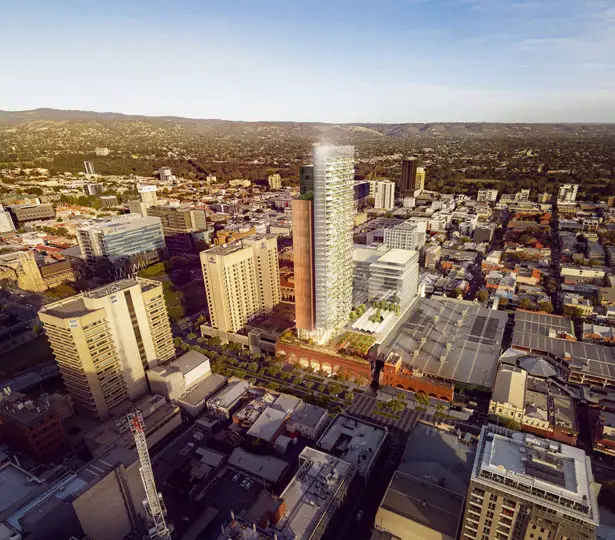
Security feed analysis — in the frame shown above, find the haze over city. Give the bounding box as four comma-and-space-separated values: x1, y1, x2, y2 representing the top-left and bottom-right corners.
2, 0, 615, 122
1, 2, 615, 540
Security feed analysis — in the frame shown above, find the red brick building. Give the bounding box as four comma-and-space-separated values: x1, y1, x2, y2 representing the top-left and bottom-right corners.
276, 341, 454, 401
0, 391, 68, 460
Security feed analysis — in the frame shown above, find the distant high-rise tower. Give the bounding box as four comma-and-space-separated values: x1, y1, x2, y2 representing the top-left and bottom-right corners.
84, 183, 103, 196
158, 167, 175, 182
415, 166, 426, 192
293, 145, 355, 344
299, 165, 314, 195
138, 184, 158, 208
369, 179, 395, 210
84, 161, 95, 175
400, 157, 418, 195
268, 173, 282, 190
38, 278, 174, 420
558, 184, 579, 204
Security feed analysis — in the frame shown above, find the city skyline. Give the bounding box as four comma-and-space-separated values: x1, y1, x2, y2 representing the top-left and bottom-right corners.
1, 0, 614, 122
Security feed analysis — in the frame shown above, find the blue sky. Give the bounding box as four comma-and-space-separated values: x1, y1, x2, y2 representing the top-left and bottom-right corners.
2, 0, 614, 122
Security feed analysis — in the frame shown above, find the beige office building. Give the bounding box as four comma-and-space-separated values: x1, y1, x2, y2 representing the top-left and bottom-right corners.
38, 278, 174, 420
268, 173, 282, 190
201, 234, 281, 333
462, 425, 599, 540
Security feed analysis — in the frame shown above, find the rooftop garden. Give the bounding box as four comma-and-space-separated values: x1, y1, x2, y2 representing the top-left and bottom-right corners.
334, 331, 376, 358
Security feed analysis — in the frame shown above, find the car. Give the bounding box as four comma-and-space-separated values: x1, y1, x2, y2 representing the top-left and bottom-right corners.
187, 442, 195, 449
232, 474, 240, 482
240, 479, 249, 488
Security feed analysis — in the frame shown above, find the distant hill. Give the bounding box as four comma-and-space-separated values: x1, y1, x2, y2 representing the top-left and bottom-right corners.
1, 108, 613, 139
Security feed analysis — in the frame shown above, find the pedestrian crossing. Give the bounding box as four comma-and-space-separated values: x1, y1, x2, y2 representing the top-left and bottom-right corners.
348, 394, 420, 433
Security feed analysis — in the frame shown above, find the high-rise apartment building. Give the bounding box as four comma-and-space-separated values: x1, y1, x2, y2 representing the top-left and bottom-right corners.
477, 189, 499, 203
299, 165, 314, 195
77, 214, 166, 265
84, 161, 95, 175
369, 179, 395, 210
268, 173, 282, 190
292, 196, 315, 333
400, 157, 419, 195
201, 234, 281, 333
558, 184, 579, 204
148, 205, 207, 255
293, 145, 355, 343
415, 166, 426, 192
158, 167, 175, 182
383, 219, 426, 251
462, 425, 599, 540
84, 183, 103, 196
137, 184, 158, 208
354, 181, 370, 204
38, 278, 175, 420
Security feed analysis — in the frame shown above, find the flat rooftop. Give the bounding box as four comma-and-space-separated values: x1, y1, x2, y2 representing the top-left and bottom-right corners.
40, 278, 159, 319
208, 379, 249, 409
375, 248, 418, 265
85, 394, 179, 454
377, 471, 464, 540
227, 447, 287, 483
151, 350, 208, 377
78, 214, 161, 233
179, 374, 227, 406
399, 423, 475, 496
474, 426, 599, 525
513, 310, 615, 381
0, 463, 43, 515
380, 296, 507, 387
276, 447, 354, 540
317, 414, 387, 476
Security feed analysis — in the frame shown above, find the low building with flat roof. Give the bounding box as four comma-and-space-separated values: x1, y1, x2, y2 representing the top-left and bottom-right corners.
207, 379, 250, 419
147, 350, 227, 416
317, 414, 387, 477
0, 462, 44, 516
227, 448, 288, 484
246, 406, 289, 444
177, 374, 227, 417
374, 424, 475, 540
286, 403, 328, 440
0, 390, 68, 461
593, 410, 615, 457
84, 393, 181, 457
274, 447, 355, 540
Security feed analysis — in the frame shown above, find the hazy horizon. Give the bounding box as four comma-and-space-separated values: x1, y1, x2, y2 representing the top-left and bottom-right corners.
3, 107, 615, 125
2, 0, 614, 123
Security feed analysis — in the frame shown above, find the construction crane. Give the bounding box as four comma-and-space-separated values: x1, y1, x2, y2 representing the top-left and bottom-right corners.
127, 411, 172, 540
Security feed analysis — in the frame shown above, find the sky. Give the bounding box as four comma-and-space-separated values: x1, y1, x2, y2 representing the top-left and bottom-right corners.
1, 0, 614, 122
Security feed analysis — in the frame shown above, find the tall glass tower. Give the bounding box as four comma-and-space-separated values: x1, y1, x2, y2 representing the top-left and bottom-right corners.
294, 145, 354, 344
